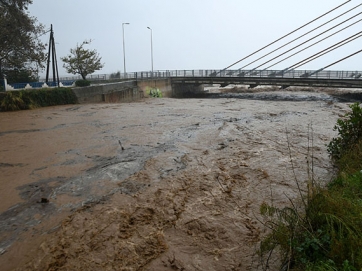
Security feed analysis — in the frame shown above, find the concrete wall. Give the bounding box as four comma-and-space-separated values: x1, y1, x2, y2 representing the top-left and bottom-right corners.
72, 79, 206, 103
72, 81, 143, 103
137, 79, 172, 97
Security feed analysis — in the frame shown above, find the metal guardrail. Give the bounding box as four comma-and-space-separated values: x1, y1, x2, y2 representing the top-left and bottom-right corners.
132, 69, 362, 80
68, 69, 362, 81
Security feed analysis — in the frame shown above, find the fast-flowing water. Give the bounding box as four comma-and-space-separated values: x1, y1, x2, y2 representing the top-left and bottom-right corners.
0, 89, 354, 270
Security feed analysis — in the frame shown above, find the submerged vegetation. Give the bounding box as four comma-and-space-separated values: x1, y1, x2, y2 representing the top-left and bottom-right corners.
0, 88, 78, 111
260, 103, 362, 271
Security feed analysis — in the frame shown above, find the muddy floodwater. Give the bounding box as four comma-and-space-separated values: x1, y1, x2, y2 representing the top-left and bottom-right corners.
0, 89, 354, 270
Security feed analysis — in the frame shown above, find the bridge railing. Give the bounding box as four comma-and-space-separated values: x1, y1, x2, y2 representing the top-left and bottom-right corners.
131, 69, 362, 80
50, 69, 362, 82
13, 69, 360, 91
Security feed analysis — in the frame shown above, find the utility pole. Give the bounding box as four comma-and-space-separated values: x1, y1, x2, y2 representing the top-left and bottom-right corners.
45, 24, 59, 86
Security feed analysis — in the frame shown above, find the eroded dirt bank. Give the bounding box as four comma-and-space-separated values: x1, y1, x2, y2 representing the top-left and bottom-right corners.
0, 92, 352, 270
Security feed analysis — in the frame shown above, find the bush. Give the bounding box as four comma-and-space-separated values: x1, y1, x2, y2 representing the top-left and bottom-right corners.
0, 91, 27, 111
75, 80, 91, 87
260, 104, 362, 270
327, 103, 362, 161
0, 88, 78, 111
146, 87, 163, 98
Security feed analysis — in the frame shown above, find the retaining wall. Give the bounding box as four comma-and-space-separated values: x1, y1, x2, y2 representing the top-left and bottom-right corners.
72, 81, 143, 103
69, 79, 205, 103
137, 79, 172, 97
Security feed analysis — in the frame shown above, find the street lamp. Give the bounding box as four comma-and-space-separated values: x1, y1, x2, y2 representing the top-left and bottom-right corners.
147, 26, 154, 73
122, 22, 130, 74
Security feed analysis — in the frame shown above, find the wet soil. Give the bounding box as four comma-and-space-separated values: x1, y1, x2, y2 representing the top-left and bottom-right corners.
0, 89, 355, 270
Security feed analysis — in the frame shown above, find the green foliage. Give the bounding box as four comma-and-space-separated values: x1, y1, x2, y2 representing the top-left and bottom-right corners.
4, 69, 38, 84
0, 88, 78, 111
328, 103, 362, 161
333, 138, 362, 176
260, 187, 362, 270
75, 79, 91, 87
0, 0, 46, 79
146, 87, 163, 98
260, 104, 362, 270
0, 91, 27, 111
61, 40, 104, 80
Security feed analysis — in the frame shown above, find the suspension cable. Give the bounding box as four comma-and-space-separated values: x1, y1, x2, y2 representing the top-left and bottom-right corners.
238, 4, 362, 70
263, 18, 362, 70
254, 13, 362, 70
290, 31, 362, 70
221, 0, 351, 71
309, 48, 362, 75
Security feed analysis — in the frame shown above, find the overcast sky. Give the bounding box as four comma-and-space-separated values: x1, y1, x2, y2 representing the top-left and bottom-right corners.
29, 0, 362, 77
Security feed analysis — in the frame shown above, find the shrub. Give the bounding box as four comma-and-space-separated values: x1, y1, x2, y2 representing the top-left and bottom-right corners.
0, 88, 78, 111
327, 103, 362, 161
75, 79, 91, 87
146, 87, 163, 98
0, 91, 27, 111
260, 105, 362, 270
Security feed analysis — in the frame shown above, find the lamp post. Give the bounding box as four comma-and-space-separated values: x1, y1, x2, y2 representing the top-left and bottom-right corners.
147, 26, 154, 73
122, 22, 130, 74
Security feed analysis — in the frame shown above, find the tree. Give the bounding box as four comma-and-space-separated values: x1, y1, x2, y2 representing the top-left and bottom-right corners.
0, 0, 46, 82
61, 40, 104, 80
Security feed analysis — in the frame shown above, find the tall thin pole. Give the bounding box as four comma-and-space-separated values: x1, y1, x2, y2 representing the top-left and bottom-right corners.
45, 24, 59, 85
147, 27, 154, 73
45, 24, 53, 83
122, 22, 130, 74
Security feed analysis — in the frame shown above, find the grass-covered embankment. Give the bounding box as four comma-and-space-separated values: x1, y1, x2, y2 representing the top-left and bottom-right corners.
260, 103, 362, 271
0, 88, 78, 112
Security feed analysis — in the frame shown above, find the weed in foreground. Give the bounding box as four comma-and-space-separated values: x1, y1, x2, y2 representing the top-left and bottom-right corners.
259, 107, 362, 270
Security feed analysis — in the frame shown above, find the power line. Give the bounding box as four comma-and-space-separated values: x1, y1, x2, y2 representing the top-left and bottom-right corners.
222, 0, 352, 71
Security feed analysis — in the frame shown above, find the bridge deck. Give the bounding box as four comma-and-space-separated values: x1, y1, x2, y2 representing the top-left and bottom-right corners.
136, 69, 362, 89
170, 76, 362, 89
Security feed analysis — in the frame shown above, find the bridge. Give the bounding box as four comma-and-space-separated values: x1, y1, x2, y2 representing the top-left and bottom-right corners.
4, 69, 362, 93
63, 69, 362, 103
133, 69, 362, 89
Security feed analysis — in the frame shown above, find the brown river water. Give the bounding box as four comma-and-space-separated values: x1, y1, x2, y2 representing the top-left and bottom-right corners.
0, 88, 354, 270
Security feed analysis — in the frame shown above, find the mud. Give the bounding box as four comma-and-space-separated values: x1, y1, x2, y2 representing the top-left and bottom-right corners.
0, 88, 356, 270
